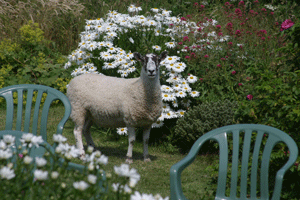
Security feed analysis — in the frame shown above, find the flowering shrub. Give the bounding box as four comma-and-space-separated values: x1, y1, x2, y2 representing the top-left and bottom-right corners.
64, 4, 201, 134
0, 133, 168, 199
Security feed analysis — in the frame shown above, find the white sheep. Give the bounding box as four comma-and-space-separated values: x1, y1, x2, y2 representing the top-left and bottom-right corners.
67, 51, 168, 163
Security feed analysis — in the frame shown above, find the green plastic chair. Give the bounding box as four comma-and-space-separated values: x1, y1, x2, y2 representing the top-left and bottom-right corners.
170, 124, 298, 200
0, 84, 84, 171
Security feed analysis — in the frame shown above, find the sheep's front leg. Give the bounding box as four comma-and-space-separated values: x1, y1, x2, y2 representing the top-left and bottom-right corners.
74, 125, 85, 160
126, 126, 135, 164
143, 126, 151, 162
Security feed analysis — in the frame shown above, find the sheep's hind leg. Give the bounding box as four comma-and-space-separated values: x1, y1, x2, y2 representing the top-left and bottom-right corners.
83, 117, 95, 148
143, 126, 152, 162
74, 125, 85, 160
126, 126, 135, 164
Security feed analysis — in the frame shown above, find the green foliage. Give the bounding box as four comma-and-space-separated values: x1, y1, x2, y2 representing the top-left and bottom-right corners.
0, 21, 72, 99
172, 100, 238, 152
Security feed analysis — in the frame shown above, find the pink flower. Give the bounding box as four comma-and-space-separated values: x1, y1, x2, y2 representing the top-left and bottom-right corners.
238, 1, 245, 6
217, 64, 221, 67
218, 32, 223, 36
187, 15, 191, 18
226, 22, 233, 29
238, 83, 243, 86
261, 8, 267, 12
261, 37, 265, 41
231, 71, 236, 75
204, 54, 209, 58
270, 12, 274, 15
235, 8, 242, 15
185, 55, 190, 59
19, 154, 24, 158
181, 17, 187, 21
178, 42, 183, 45
228, 42, 233, 46
183, 36, 190, 41
216, 25, 221, 29
221, 58, 226, 61
280, 19, 294, 31
235, 30, 242, 36
247, 94, 253, 100
200, 5, 205, 9
194, 2, 198, 6
254, 0, 259, 3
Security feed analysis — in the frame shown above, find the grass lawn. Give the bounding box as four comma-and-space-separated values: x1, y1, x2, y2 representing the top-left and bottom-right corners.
0, 103, 217, 199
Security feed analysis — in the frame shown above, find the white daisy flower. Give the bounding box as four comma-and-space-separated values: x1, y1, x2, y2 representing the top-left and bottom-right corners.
114, 164, 140, 187
182, 85, 192, 92
34, 169, 48, 181
0, 166, 15, 180
190, 91, 200, 97
145, 20, 157, 27
87, 174, 97, 184
176, 91, 187, 98
172, 99, 178, 107
35, 157, 47, 167
152, 121, 164, 128
117, 127, 127, 135
129, 37, 134, 44
2, 135, 15, 146
165, 42, 176, 49
152, 45, 161, 51
187, 74, 197, 83
176, 110, 185, 117
23, 156, 33, 165
0, 140, 6, 150
73, 181, 89, 191
151, 8, 159, 13
53, 134, 67, 143
51, 171, 59, 179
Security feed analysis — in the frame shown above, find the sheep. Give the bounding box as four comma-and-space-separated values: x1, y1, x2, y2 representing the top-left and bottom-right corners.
67, 51, 168, 163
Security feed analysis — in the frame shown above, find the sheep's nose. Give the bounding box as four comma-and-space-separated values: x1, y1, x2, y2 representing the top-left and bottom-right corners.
148, 70, 155, 74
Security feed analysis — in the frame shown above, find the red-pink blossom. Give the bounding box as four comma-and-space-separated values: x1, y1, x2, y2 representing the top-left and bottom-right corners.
280, 19, 294, 31
270, 12, 274, 15
254, 0, 259, 3
231, 71, 236, 75
221, 58, 226, 61
238, 83, 243, 86
217, 64, 221, 67
185, 55, 190, 59
183, 36, 190, 41
216, 25, 221, 29
238, 1, 245, 6
228, 42, 233, 46
181, 17, 187, 21
225, 2, 230, 6
235, 29, 242, 36
218, 32, 223, 36
178, 42, 183, 45
200, 5, 205, 9
261, 8, 267, 12
261, 37, 265, 41
187, 15, 191, 18
204, 54, 209, 58
235, 8, 242, 15
247, 94, 253, 100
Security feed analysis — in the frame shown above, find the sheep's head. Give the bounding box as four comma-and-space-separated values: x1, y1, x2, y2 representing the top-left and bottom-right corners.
134, 51, 168, 79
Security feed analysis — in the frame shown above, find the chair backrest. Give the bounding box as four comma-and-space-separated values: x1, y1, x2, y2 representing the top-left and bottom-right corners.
0, 84, 71, 141
170, 124, 298, 200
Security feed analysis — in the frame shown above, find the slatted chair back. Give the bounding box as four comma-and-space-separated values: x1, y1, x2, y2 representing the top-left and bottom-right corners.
170, 124, 298, 200
0, 84, 71, 142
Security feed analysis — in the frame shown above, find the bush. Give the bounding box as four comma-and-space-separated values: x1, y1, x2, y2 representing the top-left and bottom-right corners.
171, 99, 238, 153
0, 21, 72, 92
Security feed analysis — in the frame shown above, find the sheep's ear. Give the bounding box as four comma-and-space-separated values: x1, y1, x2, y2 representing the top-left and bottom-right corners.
158, 51, 168, 63
133, 52, 144, 62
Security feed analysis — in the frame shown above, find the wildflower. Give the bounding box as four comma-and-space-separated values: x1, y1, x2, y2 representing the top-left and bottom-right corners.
165, 42, 176, 48
152, 45, 161, 51
51, 171, 59, 179
129, 37, 134, 44
204, 54, 209, 58
128, 4, 142, 13
114, 164, 140, 187
117, 127, 127, 135
187, 74, 197, 83
176, 91, 186, 98
231, 71, 236, 75
3, 135, 15, 146
130, 191, 155, 200
247, 94, 253, 100
235, 30, 242, 36
151, 8, 159, 13
0, 166, 15, 180
238, 1, 245, 6
190, 91, 200, 97
280, 19, 294, 31
34, 169, 48, 181
73, 181, 89, 191
238, 83, 243, 86
53, 134, 67, 143
217, 64, 221, 68
35, 157, 47, 167
87, 174, 97, 184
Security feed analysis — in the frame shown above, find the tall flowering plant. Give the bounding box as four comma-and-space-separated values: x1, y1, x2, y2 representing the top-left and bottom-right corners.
0, 133, 168, 199
64, 4, 201, 134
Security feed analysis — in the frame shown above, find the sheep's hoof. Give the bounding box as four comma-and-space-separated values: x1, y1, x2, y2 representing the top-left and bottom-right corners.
126, 157, 133, 164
